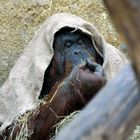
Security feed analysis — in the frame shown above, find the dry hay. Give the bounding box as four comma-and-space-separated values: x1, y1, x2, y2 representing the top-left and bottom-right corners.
50, 111, 80, 140
3, 104, 140, 140
5, 97, 138, 140
2, 97, 80, 140
2, 100, 45, 140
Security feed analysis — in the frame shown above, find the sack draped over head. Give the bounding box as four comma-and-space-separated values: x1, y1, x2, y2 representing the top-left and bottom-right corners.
0, 13, 128, 130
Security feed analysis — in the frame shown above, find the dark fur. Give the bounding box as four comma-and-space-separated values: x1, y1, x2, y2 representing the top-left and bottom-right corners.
40, 28, 103, 98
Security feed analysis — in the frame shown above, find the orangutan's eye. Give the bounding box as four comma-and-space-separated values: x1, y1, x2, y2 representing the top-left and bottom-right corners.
77, 38, 83, 45
64, 41, 72, 48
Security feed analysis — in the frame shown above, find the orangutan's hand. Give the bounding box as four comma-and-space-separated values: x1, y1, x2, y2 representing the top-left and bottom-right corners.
65, 59, 106, 102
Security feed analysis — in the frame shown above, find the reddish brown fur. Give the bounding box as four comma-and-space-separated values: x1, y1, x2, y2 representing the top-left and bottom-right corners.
0, 64, 105, 140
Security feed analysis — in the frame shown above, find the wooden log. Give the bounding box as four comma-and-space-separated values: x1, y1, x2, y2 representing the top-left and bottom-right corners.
55, 64, 140, 140
103, 0, 140, 83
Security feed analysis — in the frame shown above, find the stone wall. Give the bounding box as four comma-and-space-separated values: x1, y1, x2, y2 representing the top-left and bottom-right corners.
0, 0, 121, 86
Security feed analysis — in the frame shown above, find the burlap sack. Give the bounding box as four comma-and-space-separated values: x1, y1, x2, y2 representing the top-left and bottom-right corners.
0, 13, 128, 131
